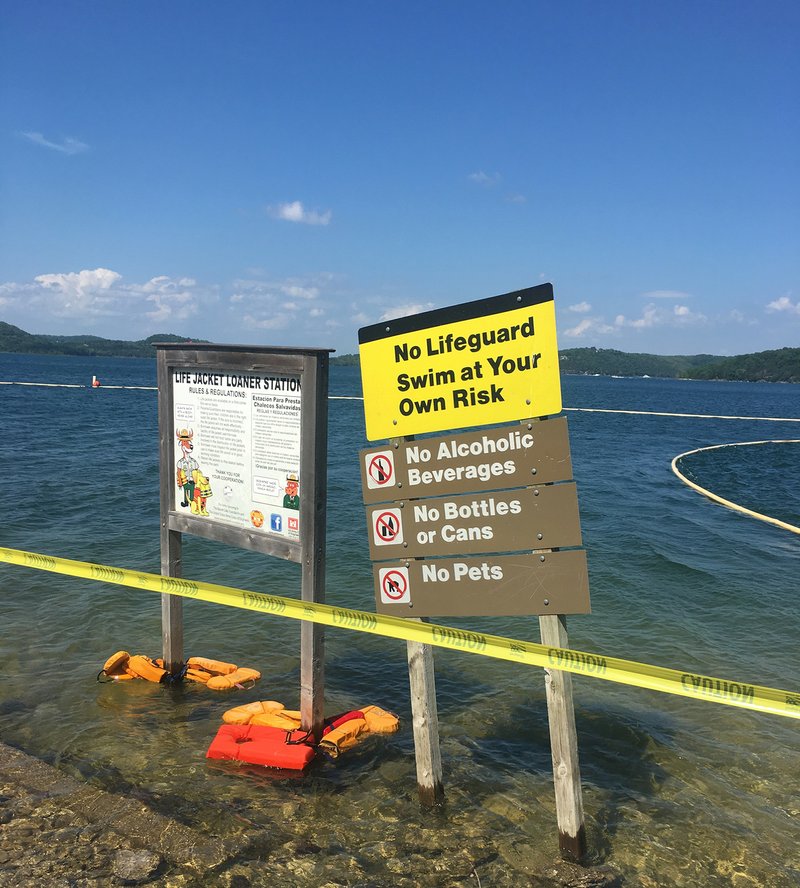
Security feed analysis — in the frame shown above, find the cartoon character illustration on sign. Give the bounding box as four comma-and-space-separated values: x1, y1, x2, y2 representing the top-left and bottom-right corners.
176, 428, 199, 508
191, 470, 212, 516
283, 473, 300, 510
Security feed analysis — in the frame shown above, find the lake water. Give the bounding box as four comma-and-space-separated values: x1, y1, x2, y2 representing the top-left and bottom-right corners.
0, 353, 798, 886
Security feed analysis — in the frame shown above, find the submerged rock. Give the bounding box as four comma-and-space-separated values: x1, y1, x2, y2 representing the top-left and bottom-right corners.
532, 860, 624, 887
113, 849, 162, 883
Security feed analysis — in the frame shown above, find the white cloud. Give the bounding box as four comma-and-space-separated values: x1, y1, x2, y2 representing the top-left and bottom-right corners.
244, 312, 293, 331
283, 284, 320, 300
563, 317, 616, 338
19, 131, 89, 155
568, 301, 591, 314
468, 171, 501, 186
766, 295, 800, 315
35, 268, 121, 309
642, 290, 693, 300
616, 302, 707, 330
267, 200, 332, 226
379, 303, 435, 322
139, 276, 202, 324
229, 275, 328, 331
0, 268, 207, 328
673, 304, 706, 323
618, 305, 659, 329
505, 193, 527, 204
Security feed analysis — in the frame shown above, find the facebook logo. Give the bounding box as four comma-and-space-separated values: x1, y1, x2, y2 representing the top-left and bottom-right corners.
270, 514, 282, 532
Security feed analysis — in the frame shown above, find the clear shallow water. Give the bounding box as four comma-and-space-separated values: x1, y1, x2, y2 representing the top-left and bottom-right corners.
0, 354, 798, 886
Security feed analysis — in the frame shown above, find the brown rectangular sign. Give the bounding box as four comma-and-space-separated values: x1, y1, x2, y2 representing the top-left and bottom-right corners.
372, 549, 590, 617
366, 482, 582, 560
360, 416, 572, 505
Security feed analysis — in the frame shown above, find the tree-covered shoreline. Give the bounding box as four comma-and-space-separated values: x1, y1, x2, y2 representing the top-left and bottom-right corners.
1, 321, 797, 383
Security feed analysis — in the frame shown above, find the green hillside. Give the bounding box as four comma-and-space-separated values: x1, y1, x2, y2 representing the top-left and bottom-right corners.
2, 322, 797, 383
0, 323, 203, 357
556, 347, 719, 378
685, 347, 800, 384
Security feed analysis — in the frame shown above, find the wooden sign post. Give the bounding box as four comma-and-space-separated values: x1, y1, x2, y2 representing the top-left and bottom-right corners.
156, 344, 331, 737
358, 284, 589, 859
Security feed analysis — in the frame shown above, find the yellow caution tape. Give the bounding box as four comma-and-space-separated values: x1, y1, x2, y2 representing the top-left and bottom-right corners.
1, 545, 798, 721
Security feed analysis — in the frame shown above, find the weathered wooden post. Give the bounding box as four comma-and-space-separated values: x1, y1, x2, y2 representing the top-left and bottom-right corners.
298, 352, 329, 738
406, 616, 445, 804
539, 612, 587, 860
157, 351, 184, 674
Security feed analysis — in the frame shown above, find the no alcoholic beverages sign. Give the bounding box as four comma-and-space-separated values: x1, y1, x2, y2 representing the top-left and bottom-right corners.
358, 284, 561, 440
360, 417, 573, 505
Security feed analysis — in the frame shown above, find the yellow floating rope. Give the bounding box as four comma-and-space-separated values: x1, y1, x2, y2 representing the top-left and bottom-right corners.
671, 440, 800, 536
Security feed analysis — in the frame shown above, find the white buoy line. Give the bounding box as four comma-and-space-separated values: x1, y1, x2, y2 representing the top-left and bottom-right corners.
2, 380, 799, 421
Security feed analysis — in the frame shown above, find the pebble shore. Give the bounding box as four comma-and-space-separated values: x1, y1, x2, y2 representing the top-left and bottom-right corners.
0, 741, 626, 887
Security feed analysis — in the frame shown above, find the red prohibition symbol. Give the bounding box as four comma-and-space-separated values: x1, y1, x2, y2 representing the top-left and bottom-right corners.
375, 510, 400, 542
368, 454, 393, 486
382, 569, 407, 601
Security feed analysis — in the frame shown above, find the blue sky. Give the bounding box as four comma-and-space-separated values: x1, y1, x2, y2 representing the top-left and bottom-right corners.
1, 1, 797, 356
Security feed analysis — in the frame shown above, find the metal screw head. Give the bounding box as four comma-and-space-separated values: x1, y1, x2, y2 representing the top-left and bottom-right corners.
531, 468, 537, 475
543, 598, 550, 606
537, 533, 543, 540
539, 554, 546, 562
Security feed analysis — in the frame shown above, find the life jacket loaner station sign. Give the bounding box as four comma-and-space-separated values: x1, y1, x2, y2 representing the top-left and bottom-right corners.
170, 368, 302, 542
156, 344, 331, 563
358, 284, 562, 441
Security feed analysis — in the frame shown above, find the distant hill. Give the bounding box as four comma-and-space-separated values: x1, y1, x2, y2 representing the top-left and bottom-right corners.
556, 347, 719, 378
333, 346, 800, 383
0, 322, 205, 357
683, 347, 800, 384
332, 347, 719, 376
2, 322, 797, 382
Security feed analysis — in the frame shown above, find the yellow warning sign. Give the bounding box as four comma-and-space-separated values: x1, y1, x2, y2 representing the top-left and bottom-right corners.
358, 284, 563, 440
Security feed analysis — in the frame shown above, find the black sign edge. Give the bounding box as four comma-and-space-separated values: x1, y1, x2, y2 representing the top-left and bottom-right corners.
357, 283, 554, 345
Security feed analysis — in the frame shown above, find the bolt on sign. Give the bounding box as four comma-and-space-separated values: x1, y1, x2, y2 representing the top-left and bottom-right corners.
358, 284, 562, 441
